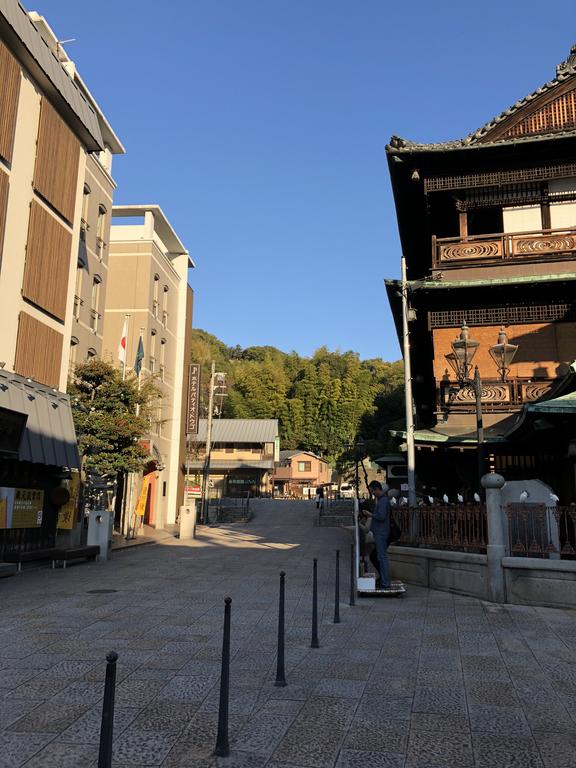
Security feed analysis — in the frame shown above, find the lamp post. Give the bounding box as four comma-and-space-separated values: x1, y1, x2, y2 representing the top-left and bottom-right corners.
445, 323, 519, 496
354, 437, 365, 498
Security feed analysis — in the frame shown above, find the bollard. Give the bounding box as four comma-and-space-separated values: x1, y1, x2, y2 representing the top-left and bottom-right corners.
98, 651, 118, 768
275, 571, 287, 687
311, 558, 319, 648
214, 597, 232, 757
333, 549, 340, 624
349, 542, 355, 607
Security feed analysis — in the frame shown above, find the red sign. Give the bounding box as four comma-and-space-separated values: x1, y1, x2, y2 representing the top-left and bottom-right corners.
186, 484, 201, 498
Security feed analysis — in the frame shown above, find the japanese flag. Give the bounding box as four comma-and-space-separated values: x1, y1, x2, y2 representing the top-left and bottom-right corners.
118, 317, 128, 364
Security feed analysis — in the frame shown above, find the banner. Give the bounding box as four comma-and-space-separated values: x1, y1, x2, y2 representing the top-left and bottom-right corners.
0, 488, 44, 529
57, 473, 81, 530
186, 364, 201, 435
135, 475, 151, 517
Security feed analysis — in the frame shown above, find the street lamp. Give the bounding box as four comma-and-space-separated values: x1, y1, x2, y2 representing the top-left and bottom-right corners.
354, 437, 366, 498
489, 326, 518, 382
446, 322, 479, 385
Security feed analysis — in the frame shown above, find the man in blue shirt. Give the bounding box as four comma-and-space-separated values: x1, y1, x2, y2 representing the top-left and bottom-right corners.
365, 480, 391, 589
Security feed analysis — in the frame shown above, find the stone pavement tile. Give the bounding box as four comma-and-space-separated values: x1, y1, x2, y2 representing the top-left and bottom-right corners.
472, 734, 544, 768
461, 655, 507, 673
8, 701, 90, 732
532, 730, 576, 768
82, 662, 136, 684
158, 674, 217, 704
356, 694, 413, 721
336, 749, 405, 768
47, 659, 99, 679
0, 667, 42, 689
366, 678, 416, 696
409, 712, 470, 734
344, 718, 409, 754
60, 705, 140, 745
416, 670, 461, 687
256, 697, 304, 717
130, 700, 198, 732
50, 680, 104, 705
179, 659, 223, 676
18, 741, 96, 767
412, 686, 467, 716
271, 721, 346, 767
181, 711, 249, 747
465, 681, 519, 707
112, 729, 179, 765
115, 678, 167, 707
406, 730, 474, 768
522, 702, 576, 733
144, 652, 192, 671
313, 678, 366, 698
299, 696, 359, 725
0, 698, 40, 729
8, 674, 71, 701
200, 686, 261, 716
0, 731, 54, 767
233, 713, 295, 755
468, 704, 531, 735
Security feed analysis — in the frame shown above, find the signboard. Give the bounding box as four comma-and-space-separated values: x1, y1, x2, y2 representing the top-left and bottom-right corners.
135, 475, 151, 517
186, 364, 201, 435
186, 484, 201, 498
58, 473, 81, 530
0, 487, 44, 529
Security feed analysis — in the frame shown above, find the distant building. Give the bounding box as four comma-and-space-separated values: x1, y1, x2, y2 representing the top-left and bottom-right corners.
188, 419, 279, 497
274, 450, 331, 498
102, 206, 194, 528
386, 44, 576, 501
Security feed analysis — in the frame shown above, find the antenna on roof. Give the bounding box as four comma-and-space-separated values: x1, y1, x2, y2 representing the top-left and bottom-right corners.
56, 38, 76, 60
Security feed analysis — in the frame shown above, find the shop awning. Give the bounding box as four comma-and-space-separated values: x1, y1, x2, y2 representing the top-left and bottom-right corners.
0, 371, 80, 469
186, 459, 274, 470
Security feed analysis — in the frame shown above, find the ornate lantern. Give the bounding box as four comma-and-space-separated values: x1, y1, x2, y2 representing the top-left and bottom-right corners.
446, 323, 479, 385
489, 326, 518, 382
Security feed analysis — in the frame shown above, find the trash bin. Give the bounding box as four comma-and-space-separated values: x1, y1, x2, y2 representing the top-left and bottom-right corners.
179, 502, 196, 540
87, 509, 113, 560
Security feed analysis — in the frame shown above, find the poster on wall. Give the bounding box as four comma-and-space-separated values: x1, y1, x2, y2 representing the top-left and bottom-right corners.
135, 475, 151, 517
57, 473, 81, 530
0, 488, 44, 529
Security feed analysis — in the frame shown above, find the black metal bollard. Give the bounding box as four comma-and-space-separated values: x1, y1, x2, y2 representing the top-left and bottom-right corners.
311, 558, 319, 648
98, 651, 118, 768
214, 597, 232, 757
349, 542, 356, 607
275, 571, 287, 687
333, 549, 341, 624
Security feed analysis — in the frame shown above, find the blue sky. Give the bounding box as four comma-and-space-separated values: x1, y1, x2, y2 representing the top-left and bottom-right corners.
37, 1, 576, 360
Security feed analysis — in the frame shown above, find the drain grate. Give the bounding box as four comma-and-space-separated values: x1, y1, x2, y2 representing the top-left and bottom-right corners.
86, 589, 118, 594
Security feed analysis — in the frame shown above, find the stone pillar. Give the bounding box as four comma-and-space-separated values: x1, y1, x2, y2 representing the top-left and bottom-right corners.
481, 472, 506, 604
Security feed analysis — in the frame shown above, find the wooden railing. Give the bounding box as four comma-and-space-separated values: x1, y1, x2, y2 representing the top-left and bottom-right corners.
434, 226, 576, 267
438, 378, 555, 412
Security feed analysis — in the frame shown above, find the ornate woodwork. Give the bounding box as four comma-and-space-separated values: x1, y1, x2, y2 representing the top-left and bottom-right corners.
425, 162, 576, 193
439, 378, 555, 411
14, 312, 63, 389
429, 303, 573, 329
435, 226, 576, 267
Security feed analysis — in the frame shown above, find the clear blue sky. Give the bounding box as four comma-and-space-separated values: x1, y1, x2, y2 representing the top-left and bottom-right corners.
37, 0, 576, 360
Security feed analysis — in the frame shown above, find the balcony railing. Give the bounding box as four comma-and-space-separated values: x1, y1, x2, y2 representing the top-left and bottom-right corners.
438, 378, 555, 412
433, 226, 576, 268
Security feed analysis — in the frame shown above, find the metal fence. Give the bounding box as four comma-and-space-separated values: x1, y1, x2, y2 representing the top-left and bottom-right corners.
392, 504, 487, 554
505, 504, 576, 559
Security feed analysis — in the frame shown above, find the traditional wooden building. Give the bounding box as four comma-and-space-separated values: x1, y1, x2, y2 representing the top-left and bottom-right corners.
386, 45, 576, 503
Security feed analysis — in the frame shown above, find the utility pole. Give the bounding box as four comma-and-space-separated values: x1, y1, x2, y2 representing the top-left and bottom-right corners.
401, 256, 417, 507
200, 361, 216, 524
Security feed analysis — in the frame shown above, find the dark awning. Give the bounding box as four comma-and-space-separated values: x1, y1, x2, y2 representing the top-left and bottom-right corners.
0, 370, 80, 469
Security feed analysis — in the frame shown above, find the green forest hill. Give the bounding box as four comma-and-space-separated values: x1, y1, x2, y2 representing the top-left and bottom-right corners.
190, 329, 405, 464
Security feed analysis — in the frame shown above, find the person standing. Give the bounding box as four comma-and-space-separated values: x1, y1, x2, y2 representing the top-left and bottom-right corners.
365, 480, 391, 589
315, 485, 324, 510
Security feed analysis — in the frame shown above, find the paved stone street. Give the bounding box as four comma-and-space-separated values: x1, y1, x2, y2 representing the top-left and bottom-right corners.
1, 500, 576, 767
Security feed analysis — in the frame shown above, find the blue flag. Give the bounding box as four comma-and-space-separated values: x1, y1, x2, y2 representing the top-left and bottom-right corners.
134, 335, 144, 376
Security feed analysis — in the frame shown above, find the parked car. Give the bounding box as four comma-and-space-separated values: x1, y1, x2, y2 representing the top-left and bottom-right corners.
338, 484, 355, 499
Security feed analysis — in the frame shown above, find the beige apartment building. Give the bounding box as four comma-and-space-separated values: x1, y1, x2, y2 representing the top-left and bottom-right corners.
0, 3, 123, 390
274, 450, 331, 497
102, 206, 194, 528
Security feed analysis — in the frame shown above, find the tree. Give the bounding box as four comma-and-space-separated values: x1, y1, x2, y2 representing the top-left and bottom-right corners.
69, 359, 160, 476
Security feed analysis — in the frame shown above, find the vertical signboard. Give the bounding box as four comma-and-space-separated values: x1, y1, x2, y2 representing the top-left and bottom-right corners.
0, 488, 44, 528
57, 472, 81, 530
186, 363, 201, 435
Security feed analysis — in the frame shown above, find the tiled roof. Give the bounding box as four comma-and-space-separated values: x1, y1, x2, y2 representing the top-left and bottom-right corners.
387, 45, 576, 154
192, 419, 279, 444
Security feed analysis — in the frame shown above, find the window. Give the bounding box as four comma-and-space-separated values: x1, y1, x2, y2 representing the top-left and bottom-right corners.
162, 285, 169, 327
69, 336, 78, 375
162, 481, 167, 497
150, 329, 156, 373
160, 338, 166, 381
81, 184, 90, 234
87, 347, 97, 360
96, 204, 107, 259
90, 275, 101, 333
298, 461, 312, 472
153, 274, 160, 318
73, 265, 83, 319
